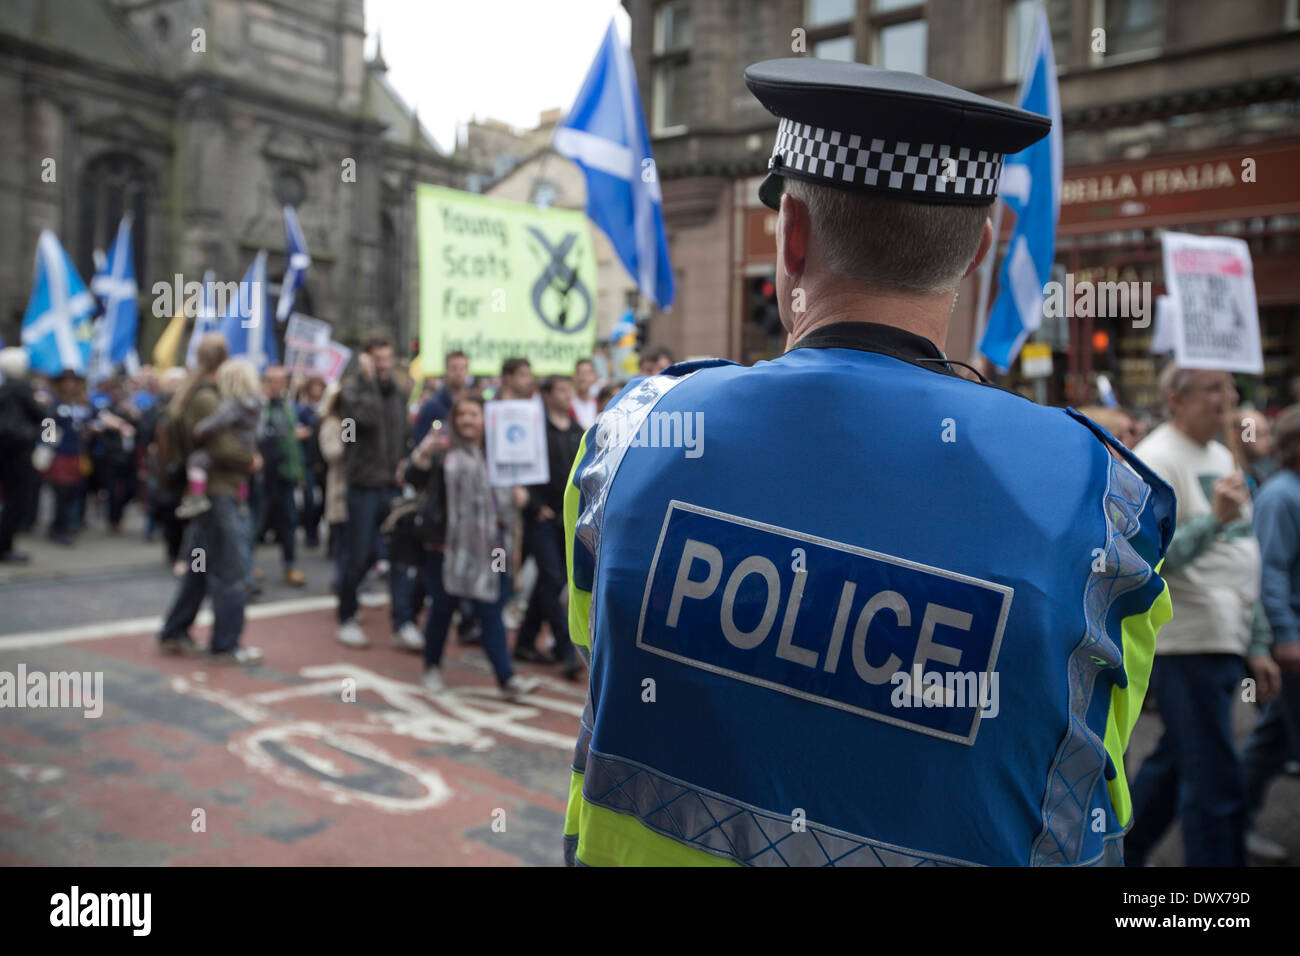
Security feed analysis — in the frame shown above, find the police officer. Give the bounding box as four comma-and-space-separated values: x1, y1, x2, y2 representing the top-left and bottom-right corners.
561, 58, 1175, 867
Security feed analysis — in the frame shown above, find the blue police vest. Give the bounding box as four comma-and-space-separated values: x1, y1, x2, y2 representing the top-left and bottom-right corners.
568, 344, 1174, 866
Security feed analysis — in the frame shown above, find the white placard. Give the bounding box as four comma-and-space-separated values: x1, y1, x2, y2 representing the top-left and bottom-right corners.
485, 399, 549, 488
284, 313, 332, 373
1160, 231, 1263, 374
1150, 294, 1177, 355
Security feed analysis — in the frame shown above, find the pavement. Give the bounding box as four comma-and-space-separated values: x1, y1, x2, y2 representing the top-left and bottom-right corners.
0, 498, 1296, 866
0, 502, 581, 866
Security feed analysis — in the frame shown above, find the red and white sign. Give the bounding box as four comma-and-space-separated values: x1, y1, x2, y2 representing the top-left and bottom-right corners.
316, 341, 352, 384
1160, 231, 1263, 375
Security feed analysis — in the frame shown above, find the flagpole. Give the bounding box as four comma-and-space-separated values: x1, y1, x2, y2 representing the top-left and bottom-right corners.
969, 2, 1045, 369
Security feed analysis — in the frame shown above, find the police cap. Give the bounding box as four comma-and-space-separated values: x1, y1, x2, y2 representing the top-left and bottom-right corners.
745, 58, 1051, 210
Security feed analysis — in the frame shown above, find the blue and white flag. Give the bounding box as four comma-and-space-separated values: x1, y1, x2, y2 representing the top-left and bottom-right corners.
219, 250, 278, 370
553, 20, 674, 310
21, 230, 96, 376
275, 205, 311, 322
185, 269, 219, 368
89, 214, 140, 379
978, 6, 1062, 372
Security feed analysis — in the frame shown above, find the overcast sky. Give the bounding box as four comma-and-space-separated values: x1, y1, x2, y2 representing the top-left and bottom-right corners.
364, 0, 632, 153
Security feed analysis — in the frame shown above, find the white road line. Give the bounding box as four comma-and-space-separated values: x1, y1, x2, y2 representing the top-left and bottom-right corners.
0, 594, 366, 651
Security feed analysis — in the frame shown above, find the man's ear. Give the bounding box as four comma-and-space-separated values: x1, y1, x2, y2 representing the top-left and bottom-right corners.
962, 217, 995, 280
778, 191, 808, 281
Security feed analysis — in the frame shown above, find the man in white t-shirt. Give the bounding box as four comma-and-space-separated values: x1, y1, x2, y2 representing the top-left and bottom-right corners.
1125, 365, 1270, 866
570, 358, 599, 430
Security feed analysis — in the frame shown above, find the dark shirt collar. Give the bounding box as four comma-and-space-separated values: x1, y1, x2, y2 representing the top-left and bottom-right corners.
786, 321, 1027, 398
787, 321, 955, 370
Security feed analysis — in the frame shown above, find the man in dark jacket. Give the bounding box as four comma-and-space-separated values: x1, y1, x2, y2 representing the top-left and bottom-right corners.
336, 329, 410, 648
0, 348, 46, 563
412, 349, 471, 445
514, 375, 584, 677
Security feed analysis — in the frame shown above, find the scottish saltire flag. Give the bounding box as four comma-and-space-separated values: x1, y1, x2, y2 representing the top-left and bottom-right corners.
978, 6, 1062, 371
185, 269, 219, 367
219, 250, 278, 370
554, 20, 674, 309
21, 230, 96, 376
89, 215, 140, 379
275, 205, 311, 322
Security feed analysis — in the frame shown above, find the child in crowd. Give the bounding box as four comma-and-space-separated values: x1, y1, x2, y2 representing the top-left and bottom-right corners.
175, 360, 262, 518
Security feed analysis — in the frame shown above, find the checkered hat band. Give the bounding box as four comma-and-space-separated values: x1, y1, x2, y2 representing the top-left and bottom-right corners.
769, 117, 1004, 199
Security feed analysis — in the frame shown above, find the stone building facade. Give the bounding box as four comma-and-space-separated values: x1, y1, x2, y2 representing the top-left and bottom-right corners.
0, 0, 467, 356
625, 0, 1300, 406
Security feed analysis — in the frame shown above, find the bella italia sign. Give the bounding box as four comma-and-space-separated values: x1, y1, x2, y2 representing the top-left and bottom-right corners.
417, 184, 598, 376
1062, 159, 1237, 205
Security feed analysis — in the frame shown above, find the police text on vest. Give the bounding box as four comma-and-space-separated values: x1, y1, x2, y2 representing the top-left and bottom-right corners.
637, 501, 1012, 745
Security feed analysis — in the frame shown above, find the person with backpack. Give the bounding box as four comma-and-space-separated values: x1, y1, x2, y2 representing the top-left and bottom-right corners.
0, 348, 45, 563
156, 334, 263, 664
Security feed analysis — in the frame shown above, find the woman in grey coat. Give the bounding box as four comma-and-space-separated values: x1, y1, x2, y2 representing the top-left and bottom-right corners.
408, 394, 537, 699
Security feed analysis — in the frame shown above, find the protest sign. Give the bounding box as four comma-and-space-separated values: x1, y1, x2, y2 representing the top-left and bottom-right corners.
485, 399, 549, 487
418, 185, 598, 376
1160, 232, 1263, 374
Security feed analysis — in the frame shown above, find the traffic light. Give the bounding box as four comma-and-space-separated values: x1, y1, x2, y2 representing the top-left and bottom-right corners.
747, 275, 781, 336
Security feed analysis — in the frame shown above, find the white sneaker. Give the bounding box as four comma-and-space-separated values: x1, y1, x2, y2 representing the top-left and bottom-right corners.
337, 619, 368, 648
1245, 830, 1289, 863
394, 622, 424, 652
503, 602, 525, 630
422, 667, 445, 695
500, 675, 540, 699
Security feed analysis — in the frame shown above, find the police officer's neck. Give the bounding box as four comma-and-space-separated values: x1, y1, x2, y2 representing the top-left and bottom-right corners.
786, 282, 953, 351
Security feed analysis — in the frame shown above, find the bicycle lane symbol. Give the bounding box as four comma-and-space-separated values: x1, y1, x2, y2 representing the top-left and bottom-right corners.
170, 664, 583, 814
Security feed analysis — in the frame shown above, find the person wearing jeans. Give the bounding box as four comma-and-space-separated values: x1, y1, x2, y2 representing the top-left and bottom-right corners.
160, 493, 249, 654
406, 394, 535, 699
1125, 367, 1269, 866
514, 375, 583, 676
1124, 654, 1249, 865
338, 485, 395, 625
155, 334, 262, 665
422, 552, 514, 688
335, 329, 410, 648
1241, 406, 1300, 863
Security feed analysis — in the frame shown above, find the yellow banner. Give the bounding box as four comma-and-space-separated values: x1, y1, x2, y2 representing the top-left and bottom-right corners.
418, 184, 598, 376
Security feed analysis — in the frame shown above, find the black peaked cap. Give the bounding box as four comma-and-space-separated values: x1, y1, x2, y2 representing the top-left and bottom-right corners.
745, 58, 1052, 209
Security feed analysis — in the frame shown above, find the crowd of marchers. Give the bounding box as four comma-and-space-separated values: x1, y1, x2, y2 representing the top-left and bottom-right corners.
0, 338, 675, 697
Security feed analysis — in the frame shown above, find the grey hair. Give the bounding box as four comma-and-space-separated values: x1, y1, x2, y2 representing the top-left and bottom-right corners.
783, 178, 990, 295
0, 347, 29, 381
1157, 362, 1198, 399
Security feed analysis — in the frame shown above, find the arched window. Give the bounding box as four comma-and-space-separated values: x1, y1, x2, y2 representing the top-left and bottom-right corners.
78, 153, 150, 283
